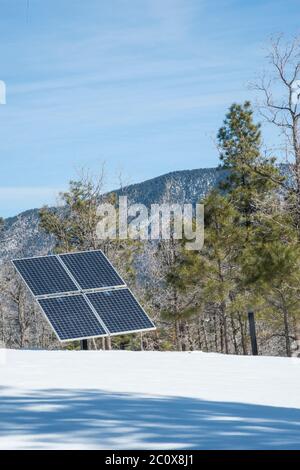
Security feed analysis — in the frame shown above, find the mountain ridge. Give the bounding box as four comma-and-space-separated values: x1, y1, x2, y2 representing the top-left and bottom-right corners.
0, 164, 289, 261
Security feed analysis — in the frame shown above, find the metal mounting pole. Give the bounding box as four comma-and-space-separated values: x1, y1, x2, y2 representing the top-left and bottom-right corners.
248, 311, 258, 356
80, 339, 88, 350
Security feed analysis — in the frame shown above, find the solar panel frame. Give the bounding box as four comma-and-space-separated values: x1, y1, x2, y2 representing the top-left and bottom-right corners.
86, 288, 156, 336
37, 293, 108, 342
12, 255, 79, 297
12, 249, 156, 342
59, 250, 126, 291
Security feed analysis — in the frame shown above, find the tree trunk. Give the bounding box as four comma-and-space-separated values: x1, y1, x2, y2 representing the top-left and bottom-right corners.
175, 318, 182, 351
230, 315, 239, 355
219, 315, 224, 353
185, 321, 192, 351
200, 317, 208, 351
213, 313, 218, 352
223, 314, 229, 354
140, 332, 144, 351
291, 116, 300, 232
280, 296, 291, 357
18, 302, 26, 348
238, 313, 247, 355
179, 321, 187, 351
197, 320, 202, 351
292, 319, 300, 358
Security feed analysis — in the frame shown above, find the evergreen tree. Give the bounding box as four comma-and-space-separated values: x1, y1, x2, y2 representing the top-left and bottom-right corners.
217, 102, 300, 356
172, 192, 246, 354
217, 102, 300, 355
171, 102, 291, 355
199, 192, 244, 353
154, 237, 199, 351
218, 101, 283, 220
243, 196, 300, 357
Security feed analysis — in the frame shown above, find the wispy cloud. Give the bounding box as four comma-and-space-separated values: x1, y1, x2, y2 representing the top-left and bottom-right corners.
0, 0, 298, 217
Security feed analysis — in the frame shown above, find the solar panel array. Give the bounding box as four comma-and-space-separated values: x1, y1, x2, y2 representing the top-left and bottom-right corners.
13, 256, 78, 296
12, 250, 155, 342
38, 294, 107, 341
87, 289, 155, 335
60, 250, 125, 290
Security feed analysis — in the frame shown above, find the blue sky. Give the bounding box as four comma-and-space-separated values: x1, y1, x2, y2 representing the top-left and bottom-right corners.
0, 0, 299, 217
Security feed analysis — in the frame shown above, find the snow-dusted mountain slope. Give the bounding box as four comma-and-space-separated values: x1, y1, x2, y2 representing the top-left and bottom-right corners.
0, 167, 223, 261
1, 349, 300, 450
0, 165, 291, 261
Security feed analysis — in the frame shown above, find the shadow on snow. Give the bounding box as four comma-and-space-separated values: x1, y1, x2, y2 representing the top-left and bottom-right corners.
0, 387, 300, 449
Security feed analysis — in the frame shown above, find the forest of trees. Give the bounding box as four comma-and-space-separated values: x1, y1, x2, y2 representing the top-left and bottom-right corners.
1, 35, 300, 357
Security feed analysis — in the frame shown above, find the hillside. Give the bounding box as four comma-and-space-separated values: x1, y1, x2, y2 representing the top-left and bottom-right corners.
1, 349, 300, 449
116, 167, 225, 206
0, 164, 291, 262
0, 167, 223, 261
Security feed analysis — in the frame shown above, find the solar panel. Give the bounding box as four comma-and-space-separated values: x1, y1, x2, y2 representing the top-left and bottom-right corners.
87, 288, 155, 335
12, 256, 78, 297
38, 294, 107, 341
12, 249, 156, 343
59, 250, 125, 290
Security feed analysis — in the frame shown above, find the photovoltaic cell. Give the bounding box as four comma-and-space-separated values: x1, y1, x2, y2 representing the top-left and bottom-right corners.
59, 250, 125, 290
12, 256, 78, 296
38, 294, 107, 341
13, 250, 156, 342
87, 288, 155, 335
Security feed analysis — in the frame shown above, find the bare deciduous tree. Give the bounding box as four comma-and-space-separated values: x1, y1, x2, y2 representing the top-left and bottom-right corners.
253, 35, 300, 356
254, 35, 300, 226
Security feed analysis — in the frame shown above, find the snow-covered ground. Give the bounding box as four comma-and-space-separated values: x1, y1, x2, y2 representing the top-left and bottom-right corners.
1, 349, 300, 450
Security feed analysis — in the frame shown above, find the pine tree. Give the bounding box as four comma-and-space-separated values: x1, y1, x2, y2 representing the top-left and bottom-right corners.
200, 192, 244, 353
172, 102, 291, 355
243, 196, 300, 357
217, 102, 300, 355
154, 237, 200, 351
218, 101, 283, 221
171, 191, 246, 354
